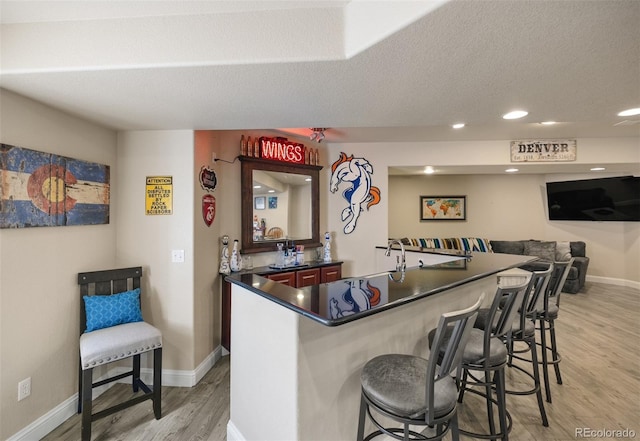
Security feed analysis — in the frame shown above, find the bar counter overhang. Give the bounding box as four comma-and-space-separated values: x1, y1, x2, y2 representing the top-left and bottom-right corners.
226, 251, 536, 441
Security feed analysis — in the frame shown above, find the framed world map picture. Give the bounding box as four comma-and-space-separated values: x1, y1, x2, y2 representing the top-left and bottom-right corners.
420, 196, 466, 221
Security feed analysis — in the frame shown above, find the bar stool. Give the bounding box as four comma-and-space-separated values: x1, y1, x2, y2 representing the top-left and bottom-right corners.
357, 294, 484, 441
533, 258, 574, 403
432, 281, 529, 441
503, 263, 553, 427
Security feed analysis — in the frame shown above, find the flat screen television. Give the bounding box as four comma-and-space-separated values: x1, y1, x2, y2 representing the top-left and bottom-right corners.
546, 175, 640, 221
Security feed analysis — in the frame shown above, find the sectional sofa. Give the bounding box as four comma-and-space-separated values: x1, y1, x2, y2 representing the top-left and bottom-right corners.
400, 237, 589, 294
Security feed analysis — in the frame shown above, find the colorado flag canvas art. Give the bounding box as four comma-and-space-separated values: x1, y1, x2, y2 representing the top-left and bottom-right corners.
0, 144, 110, 228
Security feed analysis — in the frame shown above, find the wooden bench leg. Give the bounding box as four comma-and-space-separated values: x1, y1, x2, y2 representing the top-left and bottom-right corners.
81, 368, 93, 441
153, 347, 162, 419
133, 354, 141, 392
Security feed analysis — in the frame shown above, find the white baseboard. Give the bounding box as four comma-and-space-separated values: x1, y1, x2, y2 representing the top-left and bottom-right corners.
6, 394, 78, 441
227, 420, 246, 441
586, 275, 640, 290
7, 346, 224, 441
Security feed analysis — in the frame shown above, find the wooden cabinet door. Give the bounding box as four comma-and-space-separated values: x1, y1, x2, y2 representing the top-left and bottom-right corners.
222, 280, 231, 351
267, 271, 296, 286
296, 268, 321, 287
321, 264, 342, 283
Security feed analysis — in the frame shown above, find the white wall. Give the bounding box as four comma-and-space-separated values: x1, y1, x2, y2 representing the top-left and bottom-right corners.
193, 131, 222, 364
389, 173, 640, 283
0, 89, 117, 440
116, 130, 195, 370
324, 138, 639, 284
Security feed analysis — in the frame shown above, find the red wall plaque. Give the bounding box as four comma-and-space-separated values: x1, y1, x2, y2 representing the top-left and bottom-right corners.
202, 194, 216, 227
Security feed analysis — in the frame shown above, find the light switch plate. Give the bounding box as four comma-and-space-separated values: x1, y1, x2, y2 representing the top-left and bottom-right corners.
171, 249, 185, 263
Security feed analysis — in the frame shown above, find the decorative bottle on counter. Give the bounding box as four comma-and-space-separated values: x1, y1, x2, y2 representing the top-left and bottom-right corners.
219, 235, 231, 275
276, 243, 285, 268
230, 239, 241, 272
323, 232, 332, 262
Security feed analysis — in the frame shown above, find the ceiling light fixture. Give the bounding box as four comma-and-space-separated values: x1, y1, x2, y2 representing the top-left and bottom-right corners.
540, 121, 556, 125
618, 108, 640, 117
309, 128, 327, 143
503, 110, 528, 120
505, 168, 519, 173
452, 123, 465, 129
424, 166, 435, 174
590, 167, 606, 171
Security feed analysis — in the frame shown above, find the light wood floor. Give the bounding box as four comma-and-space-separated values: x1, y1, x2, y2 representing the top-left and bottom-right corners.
43, 281, 639, 441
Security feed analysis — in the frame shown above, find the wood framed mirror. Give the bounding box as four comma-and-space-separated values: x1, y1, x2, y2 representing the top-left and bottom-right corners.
241, 156, 322, 254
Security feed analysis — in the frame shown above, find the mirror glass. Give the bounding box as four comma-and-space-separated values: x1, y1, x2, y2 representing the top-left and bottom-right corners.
241, 157, 321, 253
251, 170, 312, 242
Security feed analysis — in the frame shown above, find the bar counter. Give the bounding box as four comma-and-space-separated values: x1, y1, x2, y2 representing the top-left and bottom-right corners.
226, 251, 535, 441
226, 251, 534, 326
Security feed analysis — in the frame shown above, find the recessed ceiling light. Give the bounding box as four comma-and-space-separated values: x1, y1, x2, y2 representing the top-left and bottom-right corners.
540, 121, 556, 125
503, 110, 528, 120
452, 123, 465, 129
505, 168, 519, 173
268, 190, 275, 193
618, 108, 640, 117
424, 166, 435, 174
253, 185, 261, 189
590, 167, 606, 171
305, 178, 312, 182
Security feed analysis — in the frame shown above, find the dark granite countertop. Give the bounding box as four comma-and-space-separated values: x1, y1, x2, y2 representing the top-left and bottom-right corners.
226, 252, 536, 327
224, 260, 343, 277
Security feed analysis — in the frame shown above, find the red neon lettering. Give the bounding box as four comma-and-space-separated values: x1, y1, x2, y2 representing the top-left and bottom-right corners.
259, 137, 306, 164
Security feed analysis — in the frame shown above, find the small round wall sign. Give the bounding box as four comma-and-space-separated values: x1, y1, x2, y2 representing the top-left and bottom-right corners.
199, 166, 217, 192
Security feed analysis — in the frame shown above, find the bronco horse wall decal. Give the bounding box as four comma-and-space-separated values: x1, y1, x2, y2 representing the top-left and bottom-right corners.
329, 279, 382, 319
330, 152, 381, 234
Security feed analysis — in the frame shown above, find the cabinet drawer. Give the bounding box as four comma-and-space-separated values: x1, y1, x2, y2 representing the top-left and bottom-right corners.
321, 265, 342, 283
267, 271, 296, 286
296, 268, 321, 287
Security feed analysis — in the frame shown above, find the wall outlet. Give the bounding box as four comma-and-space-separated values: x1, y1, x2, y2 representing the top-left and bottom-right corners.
18, 377, 31, 401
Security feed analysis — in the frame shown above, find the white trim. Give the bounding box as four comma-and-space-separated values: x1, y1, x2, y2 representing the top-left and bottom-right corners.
6, 395, 77, 441
195, 347, 222, 385
227, 420, 246, 441
7, 347, 223, 441
117, 345, 222, 387
586, 275, 640, 291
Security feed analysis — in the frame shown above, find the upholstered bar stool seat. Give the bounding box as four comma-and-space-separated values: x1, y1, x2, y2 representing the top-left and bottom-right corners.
544, 303, 559, 319
457, 328, 508, 366
80, 322, 162, 369
510, 318, 535, 337
361, 355, 458, 419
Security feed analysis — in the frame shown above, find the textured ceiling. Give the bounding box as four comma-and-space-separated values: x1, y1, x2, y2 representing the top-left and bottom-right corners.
1, 0, 639, 153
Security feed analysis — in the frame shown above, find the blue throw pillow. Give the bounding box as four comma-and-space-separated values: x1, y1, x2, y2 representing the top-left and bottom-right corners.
83, 288, 143, 332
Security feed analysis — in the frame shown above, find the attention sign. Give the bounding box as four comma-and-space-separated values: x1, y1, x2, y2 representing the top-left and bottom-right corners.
146, 176, 173, 215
